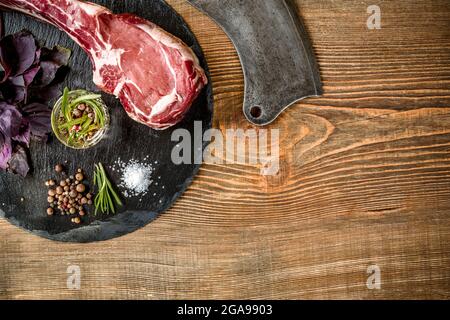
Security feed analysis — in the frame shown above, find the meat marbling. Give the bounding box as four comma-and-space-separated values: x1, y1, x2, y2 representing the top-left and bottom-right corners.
0, 0, 208, 129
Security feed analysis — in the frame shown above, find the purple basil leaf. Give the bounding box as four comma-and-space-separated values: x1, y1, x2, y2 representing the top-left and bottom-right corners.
34, 60, 60, 87
0, 78, 26, 104
34, 48, 41, 65
41, 46, 71, 67
0, 139, 12, 170
28, 84, 62, 103
0, 30, 37, 81
8, 144, 29, 177
0, 11, 4, 39
11, 75, 25, 87
0, 103, 23, 171
23, 65, 40, 87
22, 102, 51, 139
0, 102, 23, 138
33, 46, 71, 88
12, 118, 31, 146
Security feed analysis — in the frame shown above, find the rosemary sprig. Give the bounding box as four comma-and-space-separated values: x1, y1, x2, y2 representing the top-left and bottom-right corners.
69, 94, 102, 111
61, 87, 70, 121
58, 114, 88, 129
85, 100, 105, 127
93, 163, 122, 215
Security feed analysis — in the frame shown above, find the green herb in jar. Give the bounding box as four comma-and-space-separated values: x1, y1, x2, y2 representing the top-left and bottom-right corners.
52, 88, 109, 149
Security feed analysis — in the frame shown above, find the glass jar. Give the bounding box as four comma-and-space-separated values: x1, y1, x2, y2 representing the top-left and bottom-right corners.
51, 90, 110, 149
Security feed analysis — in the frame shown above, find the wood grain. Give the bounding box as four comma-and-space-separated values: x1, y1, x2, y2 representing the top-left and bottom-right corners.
1, 0, 450, 299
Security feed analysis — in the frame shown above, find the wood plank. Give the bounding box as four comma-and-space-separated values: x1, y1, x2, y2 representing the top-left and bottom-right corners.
0, 0, 449, 299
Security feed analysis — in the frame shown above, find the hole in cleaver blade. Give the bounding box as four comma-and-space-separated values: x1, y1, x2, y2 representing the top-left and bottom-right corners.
187, 0, 323, 126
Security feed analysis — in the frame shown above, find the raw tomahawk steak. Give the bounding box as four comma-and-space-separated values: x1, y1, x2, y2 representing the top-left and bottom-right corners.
0, 0, 208, 129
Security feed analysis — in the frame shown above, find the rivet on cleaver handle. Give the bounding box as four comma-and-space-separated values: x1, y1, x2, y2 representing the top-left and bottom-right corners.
187, 0, 323, 125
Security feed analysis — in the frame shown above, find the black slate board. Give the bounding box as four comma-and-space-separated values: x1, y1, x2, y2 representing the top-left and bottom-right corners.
0, 0, 213, 242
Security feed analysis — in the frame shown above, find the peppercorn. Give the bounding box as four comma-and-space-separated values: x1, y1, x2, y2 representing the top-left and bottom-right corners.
76, 183, 86, 193
69, 190, 78, 198
44, 165, 93, 222
73, 109, 82, 118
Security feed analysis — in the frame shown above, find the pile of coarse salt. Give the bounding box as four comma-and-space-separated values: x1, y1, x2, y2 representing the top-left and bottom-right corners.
111, 156, 155, 198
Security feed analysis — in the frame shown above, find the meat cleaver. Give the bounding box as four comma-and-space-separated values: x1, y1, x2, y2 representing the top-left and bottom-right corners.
187, 0, 323, 125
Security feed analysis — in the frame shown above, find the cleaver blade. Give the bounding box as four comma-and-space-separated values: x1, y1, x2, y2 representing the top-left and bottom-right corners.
187, 0, 323, 126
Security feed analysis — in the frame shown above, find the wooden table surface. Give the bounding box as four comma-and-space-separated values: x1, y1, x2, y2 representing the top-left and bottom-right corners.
1, 0, 450, 300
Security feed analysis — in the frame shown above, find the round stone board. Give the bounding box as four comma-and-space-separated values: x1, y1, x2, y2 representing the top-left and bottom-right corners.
0, 0, 213, 243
